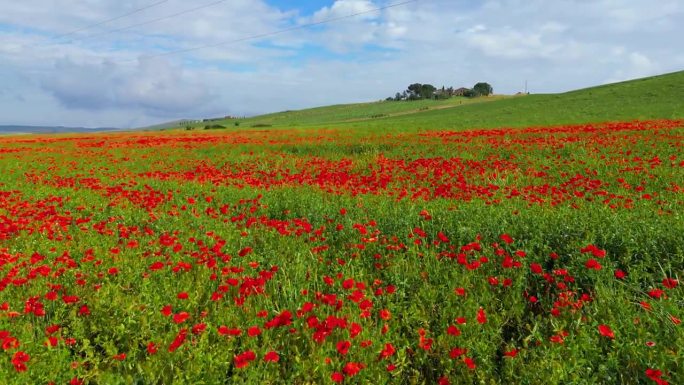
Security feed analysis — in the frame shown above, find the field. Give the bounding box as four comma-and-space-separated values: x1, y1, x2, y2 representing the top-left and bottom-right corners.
1, 73, 683, 384
196, 70, 684, 131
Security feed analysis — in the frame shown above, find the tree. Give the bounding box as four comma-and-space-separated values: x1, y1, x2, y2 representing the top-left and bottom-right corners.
421, 84, 436, 99
406, 83, 436, 100
472, 82, 493, 97
407, 83, 423, 99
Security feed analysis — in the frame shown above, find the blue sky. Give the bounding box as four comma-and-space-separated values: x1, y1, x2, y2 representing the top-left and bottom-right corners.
1, 0, 683, 128
268, 0, 333, 14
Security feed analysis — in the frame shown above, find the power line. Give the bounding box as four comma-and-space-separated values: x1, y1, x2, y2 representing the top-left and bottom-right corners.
72, 0, 229, 42
53, 0, 170, 40
143, 0, 418, 60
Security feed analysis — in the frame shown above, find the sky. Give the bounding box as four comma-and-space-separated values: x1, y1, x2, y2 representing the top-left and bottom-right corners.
0, 0, 683, 128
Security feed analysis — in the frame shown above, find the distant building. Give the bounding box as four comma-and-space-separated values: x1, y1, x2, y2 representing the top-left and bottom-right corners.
453, 87, 470, 96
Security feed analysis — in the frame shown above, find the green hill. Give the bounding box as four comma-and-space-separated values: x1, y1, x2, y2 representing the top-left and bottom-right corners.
361, 70, 684, 132
187, 70, 684, 132
235, 95, 508, 127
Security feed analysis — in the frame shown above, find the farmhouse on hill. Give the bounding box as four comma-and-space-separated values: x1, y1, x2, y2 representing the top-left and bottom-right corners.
453, 87, 470, 96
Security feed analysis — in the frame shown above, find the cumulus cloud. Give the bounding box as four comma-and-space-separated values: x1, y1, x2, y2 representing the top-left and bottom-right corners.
312, 0, 377, 21
604, 51, 662, 84
461, 26, 563, 60
40, 57, 213, 116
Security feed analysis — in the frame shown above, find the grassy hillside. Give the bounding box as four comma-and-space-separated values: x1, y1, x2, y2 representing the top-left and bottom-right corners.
188, 96, 507, 130
355, 70, 684, 132
237, 95, 508, 127
184, 70, 684, 132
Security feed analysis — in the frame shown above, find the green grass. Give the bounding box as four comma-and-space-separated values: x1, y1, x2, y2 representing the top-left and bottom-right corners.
182, 70, 684, 133
190, 96, 506, 130
357, 70, 684, 132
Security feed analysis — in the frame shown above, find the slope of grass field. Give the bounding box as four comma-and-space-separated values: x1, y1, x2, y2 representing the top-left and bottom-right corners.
188, 70, 684, 133
237, 95, 508, 127
1, 72, 683, 385
357, 70, 684, 132
190, 96, 508, 130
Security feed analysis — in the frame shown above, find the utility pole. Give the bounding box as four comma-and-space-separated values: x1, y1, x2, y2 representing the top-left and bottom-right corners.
524, 80, 528, 94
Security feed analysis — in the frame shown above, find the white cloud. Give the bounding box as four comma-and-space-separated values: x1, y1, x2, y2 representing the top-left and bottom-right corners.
604, 51, 662, 84
462, 26, 559, 59
0, 0, 683, 127
40, 57, 213, 115
311, 0, 378, 22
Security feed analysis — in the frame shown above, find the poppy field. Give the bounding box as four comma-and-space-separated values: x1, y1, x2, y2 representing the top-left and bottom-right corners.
1, 119, 683, 384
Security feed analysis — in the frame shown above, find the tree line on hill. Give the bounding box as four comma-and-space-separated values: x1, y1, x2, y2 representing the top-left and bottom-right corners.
387, 82, 493, 101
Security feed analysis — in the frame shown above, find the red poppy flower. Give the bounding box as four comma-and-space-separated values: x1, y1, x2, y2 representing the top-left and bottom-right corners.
336, 340, 351, 355
218, 326, 241, 336
581, 244, 606, 258
463, 357, 476, 370
598, 324, 615, 339
343, 362, 365, 377
44, 336, 58, 347
645, 368, 670, 385
78, 305, 90, 316
173, 312, 190, 324
331, 372, 344, 383
192, 323, 207, 335
168, 329, 188, 352
662, 278, 678, 289
530, 263, 543, 274
378, 343, 396, 360
161, 305, 173, 317
264, 351, 280, 362
349, 322, 362, 338
450, 347, 467, 358
11, 351, 30, 372
477, 308, 487, 324
648, 289, 665, 299
504, 348, 519, 358
62, 295, 79, 304
550, 333, 566, 344
585, 259, 602, 270
234, 350, 256, 369
147, 342, 158, 355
